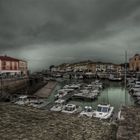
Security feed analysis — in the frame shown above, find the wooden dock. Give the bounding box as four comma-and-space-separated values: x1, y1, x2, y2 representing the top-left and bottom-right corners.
72, 93, 97, 101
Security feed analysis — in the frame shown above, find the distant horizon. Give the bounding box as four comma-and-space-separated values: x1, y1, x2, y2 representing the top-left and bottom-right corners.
0, 52, 136, 72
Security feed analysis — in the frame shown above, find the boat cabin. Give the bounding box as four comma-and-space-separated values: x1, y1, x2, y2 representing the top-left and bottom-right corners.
84, 106, 93, 112
50, 99, 65, 112
97, 104, 110, 113
64, 104, 76, 111
55, 99, 65, 105
61, 104, 78, 113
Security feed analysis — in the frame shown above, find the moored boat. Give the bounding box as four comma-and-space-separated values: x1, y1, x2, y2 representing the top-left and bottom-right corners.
50, 99, 66, 112
92, 104, 114, 119
79, 106, 95, 118
54, 89, 68, 99
61, 104, 81, 114
14, 95, 29, 105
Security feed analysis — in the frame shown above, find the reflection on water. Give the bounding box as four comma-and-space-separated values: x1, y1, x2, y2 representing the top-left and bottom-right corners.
48, 79, 135, 111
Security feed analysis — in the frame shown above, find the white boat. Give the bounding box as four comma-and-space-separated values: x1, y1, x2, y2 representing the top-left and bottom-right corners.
63, 84, 80, 89
132, 91, 140, 97
79, 75, 83, 79
91, 89, 100, 95
87, 84, 94, 88
129, 81, 140, 92
80, 89, 89, 94
61, 104, 80, 114
95, 84, 103, 89
15, 95, 40, 106
70, 84, 80, 89
127, 82, 135, 89
55, 74, 62, 78
129, 86, 140, 93
93, 104, 114, 119
54, 90, 68, 99
92, 81, 103, 89
79, 106, 95, 118
50, 99, 65, 112
135, 81, 140, 87
108, 74, 122, 81
62, 88, 74, 92
15, 95, 29, 105
29, 100, 46, 108
63, 74, 70, 79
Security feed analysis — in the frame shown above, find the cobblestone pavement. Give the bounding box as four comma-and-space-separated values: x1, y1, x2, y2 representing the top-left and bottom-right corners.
117, 106, 140, 140
0, 103, 117, 140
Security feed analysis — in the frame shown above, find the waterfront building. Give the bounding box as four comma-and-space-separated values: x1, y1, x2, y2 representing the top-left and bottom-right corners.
0, 55, 28, 77
19, 60, 28, 76
129, 54, 140, 71
54, 61, 123, 75
96, 63, 107, 72
73, 65, 87, 72
87, 63, 96, 73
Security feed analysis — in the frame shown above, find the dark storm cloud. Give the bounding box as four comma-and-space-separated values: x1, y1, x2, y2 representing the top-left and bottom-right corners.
0, 0, 140, 70
19, 0, 140, 43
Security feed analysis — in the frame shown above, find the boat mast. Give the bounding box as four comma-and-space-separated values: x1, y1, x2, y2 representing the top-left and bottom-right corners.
124, 50, 127, 105
124, 51, 127, 89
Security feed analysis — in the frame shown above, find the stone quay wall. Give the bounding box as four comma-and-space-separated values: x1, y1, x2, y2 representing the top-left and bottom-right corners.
117, 106, 140, 140
0, 103, 117, 140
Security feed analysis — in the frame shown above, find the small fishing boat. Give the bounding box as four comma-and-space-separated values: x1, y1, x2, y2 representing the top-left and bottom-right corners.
129, 87, 140, 94
50, 99, 65, 112
63, 84, 80, 89
29, 100, 46, 108
61, 104, 81, 114
54, 90, 68, 99
14, 95, 29, 105
108, 74, 122, 81
79, 106, 95, 118
92, 104, 114, 119
91, 89, 100, 95
132, 91, 140, 97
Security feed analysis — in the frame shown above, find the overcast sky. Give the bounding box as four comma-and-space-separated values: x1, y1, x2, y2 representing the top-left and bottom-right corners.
0, 0, 140, 71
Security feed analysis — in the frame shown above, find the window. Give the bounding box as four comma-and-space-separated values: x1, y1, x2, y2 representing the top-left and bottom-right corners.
102, 107, 108, 113
2, 61, 6, 66
97, 106, 102, 112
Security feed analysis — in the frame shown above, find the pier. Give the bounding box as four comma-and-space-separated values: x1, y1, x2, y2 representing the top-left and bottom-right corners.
35, 81, 57, 98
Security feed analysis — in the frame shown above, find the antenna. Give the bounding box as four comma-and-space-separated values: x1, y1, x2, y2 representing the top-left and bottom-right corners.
124, 50, 127, 106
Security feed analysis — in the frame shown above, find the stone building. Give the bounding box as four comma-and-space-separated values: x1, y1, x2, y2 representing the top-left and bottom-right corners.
0, 55, 28, 77
19, 60, 28, 76
129, 54, 140, 71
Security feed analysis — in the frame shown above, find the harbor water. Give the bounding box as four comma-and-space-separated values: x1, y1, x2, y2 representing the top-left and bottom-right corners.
47, 79, 135, 112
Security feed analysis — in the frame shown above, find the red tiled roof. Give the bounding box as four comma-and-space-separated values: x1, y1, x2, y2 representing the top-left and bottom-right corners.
0, 56, 19, 61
